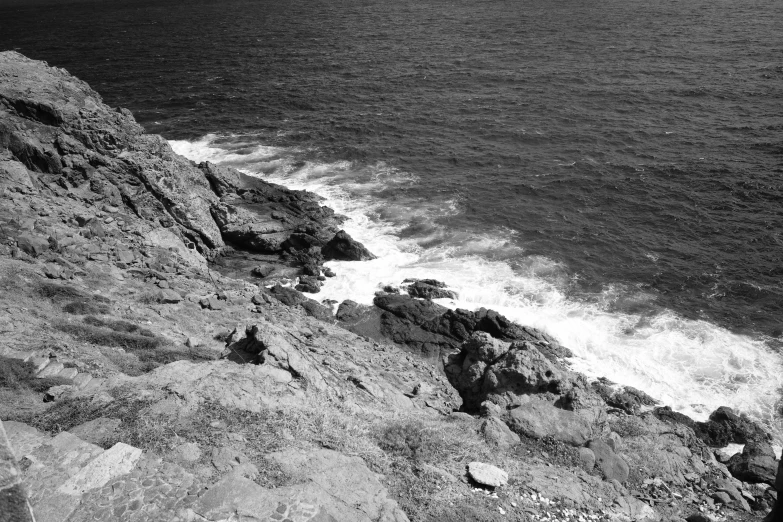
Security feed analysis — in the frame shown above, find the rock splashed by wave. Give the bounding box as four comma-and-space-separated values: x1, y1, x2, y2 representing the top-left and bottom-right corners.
171, 134, 783, 439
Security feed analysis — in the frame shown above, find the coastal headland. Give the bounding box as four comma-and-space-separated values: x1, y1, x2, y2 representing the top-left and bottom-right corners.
0, 51, 779, 522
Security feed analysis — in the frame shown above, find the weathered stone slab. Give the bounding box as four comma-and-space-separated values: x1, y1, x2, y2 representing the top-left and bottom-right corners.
57, 442, 142, 496
504, 401, 593, 446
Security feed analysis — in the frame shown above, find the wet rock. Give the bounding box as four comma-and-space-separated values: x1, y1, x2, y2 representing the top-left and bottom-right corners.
295, 275, 321, 294
695, 406, 771, 447
406, 279, 457, 300
300, 300, 333, 322
596, 385, 658, 415
266, 284, 307, 307
727, 440, 778, 485
321, 230, 376, 261
251, 264, 275, 278
336, 300, 370, 322
467, 462, 508, 488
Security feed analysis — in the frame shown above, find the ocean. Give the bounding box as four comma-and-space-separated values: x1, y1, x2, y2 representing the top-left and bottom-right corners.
2, 0, 782, 436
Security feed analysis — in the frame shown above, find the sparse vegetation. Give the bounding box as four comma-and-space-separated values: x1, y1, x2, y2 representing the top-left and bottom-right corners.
377, 419, 442, 462
62, 300, 110, 315
57, 322, 162, 351
0, 356, 71, 393
83, 315, 155, 337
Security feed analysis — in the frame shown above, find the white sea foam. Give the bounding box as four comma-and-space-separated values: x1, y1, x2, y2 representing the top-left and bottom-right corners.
170, 135, 783, 437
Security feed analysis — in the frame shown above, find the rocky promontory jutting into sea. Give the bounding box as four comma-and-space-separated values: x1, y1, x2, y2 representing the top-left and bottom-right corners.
0, 51, 780, 522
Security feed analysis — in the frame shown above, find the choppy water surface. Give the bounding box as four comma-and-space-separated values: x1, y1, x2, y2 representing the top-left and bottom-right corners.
2, 0, 782, 434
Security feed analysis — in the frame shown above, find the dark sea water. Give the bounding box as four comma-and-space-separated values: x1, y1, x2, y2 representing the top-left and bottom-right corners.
2, 0, 782, 433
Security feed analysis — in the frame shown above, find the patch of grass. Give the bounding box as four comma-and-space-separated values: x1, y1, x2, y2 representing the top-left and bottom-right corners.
58, 322, 163, 351
377, 419, 444, 463
37, 281, 86, 301
63, 300, 110, 315
0, 356, 71, 393
136, 292, 162, 305
55, 320, 217, 375
10, 392, 169, 450
513, 435, 582, 470
83, 316, 155, 337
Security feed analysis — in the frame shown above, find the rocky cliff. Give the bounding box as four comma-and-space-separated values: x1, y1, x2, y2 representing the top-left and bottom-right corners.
0, 51, 779, 522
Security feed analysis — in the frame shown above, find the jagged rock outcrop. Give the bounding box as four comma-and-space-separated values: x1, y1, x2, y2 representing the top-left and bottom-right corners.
653, 404, 771, 449
444, 332, 595, 412
727, 440, 778, 485
404, 278, 458, 300
0, 51, 370, 266
321, 230, 376, 261
337, 292, 572, 362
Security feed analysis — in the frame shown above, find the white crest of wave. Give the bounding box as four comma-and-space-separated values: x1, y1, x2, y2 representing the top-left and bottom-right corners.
171, 135, 783, 436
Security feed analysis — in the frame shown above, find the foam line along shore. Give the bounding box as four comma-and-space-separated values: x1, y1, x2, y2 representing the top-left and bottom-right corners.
170, 134, 783, 440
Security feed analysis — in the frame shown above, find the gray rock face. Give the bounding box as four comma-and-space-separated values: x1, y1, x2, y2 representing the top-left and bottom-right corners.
0, 51, 371, 266
588, 439, 630, 483
406, 279, 458, 300
445, 331, 601, 414
503, 401, 594, 446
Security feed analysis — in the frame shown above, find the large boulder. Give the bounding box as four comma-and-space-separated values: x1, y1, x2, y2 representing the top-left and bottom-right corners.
653, 405, 770, 448
727, 440, 778, 485
321, 230, 376, 261
368, 294, 572, 362
444, 332, 595, 413
503, 401, 594, 446
588, 439, 630, 483
763, 450, 783, 521
695, 406, 770, 447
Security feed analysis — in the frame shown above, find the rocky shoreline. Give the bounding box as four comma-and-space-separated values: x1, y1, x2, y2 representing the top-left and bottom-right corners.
0, 51, 780, 522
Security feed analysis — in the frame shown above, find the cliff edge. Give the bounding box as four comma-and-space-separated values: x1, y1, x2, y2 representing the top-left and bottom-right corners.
0, 51, 778, 522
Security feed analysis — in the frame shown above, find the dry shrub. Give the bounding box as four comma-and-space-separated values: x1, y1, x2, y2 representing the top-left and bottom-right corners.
377, 419, 443, 462
83, 316, 155, 337
0, 356, 71, 393
58, 322, 162, 351
63, 300, 111, 315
